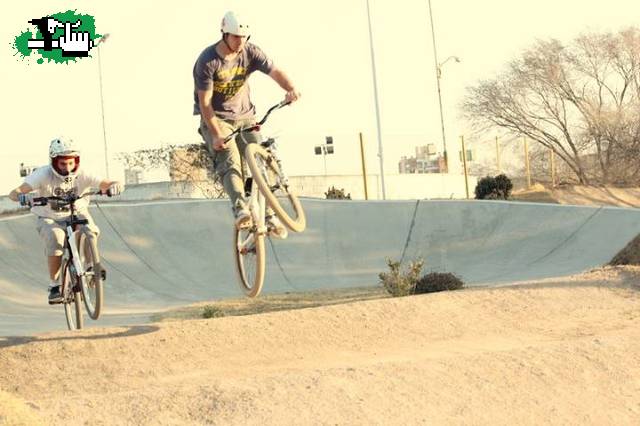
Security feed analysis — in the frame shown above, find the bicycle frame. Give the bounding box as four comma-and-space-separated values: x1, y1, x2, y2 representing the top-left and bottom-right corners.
233, 107, 289, 250
63, 206, 88, 285
34, 192, 99, 292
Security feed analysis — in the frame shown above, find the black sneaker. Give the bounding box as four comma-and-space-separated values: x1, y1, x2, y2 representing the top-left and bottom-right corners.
48, 285, 63, 305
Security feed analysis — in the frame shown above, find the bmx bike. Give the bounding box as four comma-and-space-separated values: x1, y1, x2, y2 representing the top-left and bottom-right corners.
225, 101, 306, 297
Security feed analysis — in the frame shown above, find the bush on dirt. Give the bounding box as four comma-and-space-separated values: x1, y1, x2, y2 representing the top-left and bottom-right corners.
475, 174, 513, 200
379, 258, 424, 297
202, 305, 225, 319
325, 186, 352, 199
414, 272, 465, 294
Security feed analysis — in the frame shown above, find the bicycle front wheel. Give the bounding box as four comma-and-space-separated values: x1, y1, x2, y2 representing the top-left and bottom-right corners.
61, 259, 84, 330
245, 144, 306, 232
233, 226, 266, 297
78, 232, 103, 320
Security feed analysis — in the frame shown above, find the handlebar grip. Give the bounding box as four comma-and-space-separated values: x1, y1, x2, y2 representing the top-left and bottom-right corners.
32, 197, 48, 206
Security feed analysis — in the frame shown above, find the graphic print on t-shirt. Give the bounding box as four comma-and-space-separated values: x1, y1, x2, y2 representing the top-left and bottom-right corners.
53, 176, 77, 196
213, 66, 247, 100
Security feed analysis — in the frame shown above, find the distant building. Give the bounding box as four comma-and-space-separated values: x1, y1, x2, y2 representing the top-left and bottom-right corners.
124, 168, 144, 185
398, 144, 446, 174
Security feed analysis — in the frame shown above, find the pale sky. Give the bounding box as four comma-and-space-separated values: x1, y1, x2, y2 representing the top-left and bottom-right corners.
2, 0, 639, 194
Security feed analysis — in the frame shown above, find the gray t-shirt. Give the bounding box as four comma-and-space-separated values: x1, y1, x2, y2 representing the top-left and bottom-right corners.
193, 42, 274, 120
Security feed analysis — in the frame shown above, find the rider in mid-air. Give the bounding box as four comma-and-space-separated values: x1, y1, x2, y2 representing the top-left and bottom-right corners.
193, 10, 300, 235
8, 137, 123, 304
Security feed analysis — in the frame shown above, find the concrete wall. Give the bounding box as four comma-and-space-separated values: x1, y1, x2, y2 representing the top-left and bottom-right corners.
2, 198, 640, 335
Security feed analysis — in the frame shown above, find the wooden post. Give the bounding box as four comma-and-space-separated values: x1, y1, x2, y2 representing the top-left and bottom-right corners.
550, 147, 556, 188
359, 133, 369, 200
461, 136, 470, 199
496, 136, 501, 174
524, 137, 531, 188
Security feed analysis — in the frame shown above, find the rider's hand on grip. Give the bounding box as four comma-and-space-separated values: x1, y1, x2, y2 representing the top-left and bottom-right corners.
106, 182, 124, 197
18, 193, 34, 207
283, 90, 300, 105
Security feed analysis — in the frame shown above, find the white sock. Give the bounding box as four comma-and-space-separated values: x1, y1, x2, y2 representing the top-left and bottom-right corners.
49, 282, 59, 289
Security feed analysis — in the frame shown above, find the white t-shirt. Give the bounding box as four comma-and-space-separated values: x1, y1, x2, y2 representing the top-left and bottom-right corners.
24, 166, 103, 220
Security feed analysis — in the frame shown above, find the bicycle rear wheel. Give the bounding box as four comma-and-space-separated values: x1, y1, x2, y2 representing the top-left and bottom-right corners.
245, 144, 306, 232
61, 259, 84, 330
233, 226, 266, 297
78, 232, 104, 320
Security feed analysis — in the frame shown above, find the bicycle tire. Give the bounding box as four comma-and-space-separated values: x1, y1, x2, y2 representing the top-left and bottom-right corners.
61, 259, 84, 330
78, 231, 104, 320
245, 144, 306, 232
233, 226, 266, 297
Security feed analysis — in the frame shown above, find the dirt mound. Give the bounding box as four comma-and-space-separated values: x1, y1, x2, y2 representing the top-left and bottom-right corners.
513, 184, 640, 207
511, 183, 560, 204
611, 233, 640, 265
554, 185, 640, 207
1, 267, 640, 424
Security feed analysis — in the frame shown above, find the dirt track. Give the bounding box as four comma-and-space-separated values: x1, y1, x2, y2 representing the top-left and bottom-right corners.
1, 266, 640, 425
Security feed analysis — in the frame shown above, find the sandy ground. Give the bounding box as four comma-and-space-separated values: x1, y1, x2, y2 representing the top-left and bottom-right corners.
513, 184, 640, 208
1, 266, 639, 425
553, 185, 640, 208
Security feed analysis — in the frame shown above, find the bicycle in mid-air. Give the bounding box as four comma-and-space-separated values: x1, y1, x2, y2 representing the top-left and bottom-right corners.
32, 191, 108, 330
225, 101, 306, 297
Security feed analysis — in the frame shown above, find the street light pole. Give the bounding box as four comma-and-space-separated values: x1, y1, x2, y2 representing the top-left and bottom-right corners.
96, 34, 110, 179
322, 148, 328, 177
365, 0, 386, 199
427, 0, 459, 174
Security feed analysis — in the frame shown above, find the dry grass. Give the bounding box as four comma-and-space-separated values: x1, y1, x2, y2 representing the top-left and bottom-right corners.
151, 286, 389, 322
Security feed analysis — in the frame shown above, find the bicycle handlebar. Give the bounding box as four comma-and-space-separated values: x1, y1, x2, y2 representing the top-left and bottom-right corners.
32, 190, 111, 207
222, 100, 292, 143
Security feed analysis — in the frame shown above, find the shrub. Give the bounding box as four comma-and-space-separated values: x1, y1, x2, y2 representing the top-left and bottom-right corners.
379, 258, 424, 297
475, 174, 513, 200
494, 174, 513, 198
202, 305, 225, 319
414, 272, 465, 294
325, 186, 352, 199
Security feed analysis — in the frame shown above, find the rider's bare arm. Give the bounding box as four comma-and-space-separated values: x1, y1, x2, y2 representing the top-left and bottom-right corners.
198, 89, 230, 151
99, 181, 114, 192
8, 183, 34, 202
268, 67, 301, 103
198, 89, 224, 132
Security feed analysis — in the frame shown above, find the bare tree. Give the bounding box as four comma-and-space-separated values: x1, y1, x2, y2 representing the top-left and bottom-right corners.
463, 27, 640, 185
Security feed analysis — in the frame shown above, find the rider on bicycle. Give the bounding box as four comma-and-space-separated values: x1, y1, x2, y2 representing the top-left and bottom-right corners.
193, 10, 300, 235
8, 137, 123, 304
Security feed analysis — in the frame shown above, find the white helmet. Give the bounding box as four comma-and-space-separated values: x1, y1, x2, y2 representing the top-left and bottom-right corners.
49, 137, 80, 178
221, 11, 250, 37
